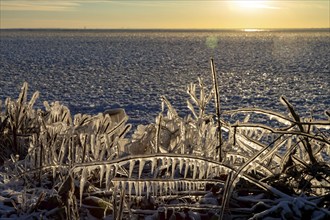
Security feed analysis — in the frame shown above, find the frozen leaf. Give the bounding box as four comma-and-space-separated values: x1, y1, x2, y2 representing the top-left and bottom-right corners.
187, 100, 198, 119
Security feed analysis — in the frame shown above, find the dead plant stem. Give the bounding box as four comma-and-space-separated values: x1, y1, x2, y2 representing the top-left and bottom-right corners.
211, 58, 222, 161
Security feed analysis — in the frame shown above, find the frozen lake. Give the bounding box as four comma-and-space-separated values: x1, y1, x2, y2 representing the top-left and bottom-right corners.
0, 29, 329, 126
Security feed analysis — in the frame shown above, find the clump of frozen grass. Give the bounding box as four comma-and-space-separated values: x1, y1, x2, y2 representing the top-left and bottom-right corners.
0, 61, 329, 219
129, 77, 218, 159
0, 82, 40, 164
0, 82, 131, 218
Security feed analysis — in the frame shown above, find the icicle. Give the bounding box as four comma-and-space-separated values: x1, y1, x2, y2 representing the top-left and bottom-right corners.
196, 182, 200, 191
154, 181, 158, 196
151, 158, 157, 175
146, 181, 150, 198
80, 167, 88, 206
179, 158, 184, 174
139, 181, 144, 197
128, 181, 132, 199
114, 164, 118, 177
203, 162, 208, 178
113, 180, 119, 190
221, 167, 226, 175
99, 136, 107, 160
187, 181, 191, 191
192, 160, 197, 179
52, 166, 56, 180
214, 166, 219, 176
133, 181, 138, 197
206, 163, 211, 178
143, 181, 147, 196
164, 182, 168, 195
129, 160, 135, 178
232, 155, 235, 164
99, 165, 105, 187
90, 134, 96, 158
86, 166, 93, 177
209, 167, 215, 178
171, 158, 177, 178
178, 181, 182, 191
165, 157, 170, 174
174, 181, 178, 193
137, 181, 141, 197
159, 182, 163, 196
138, 159, 145, 179
184, 159, 189, 178
151, 181, 155, 196
170, 181, 176, 194
150, 181, 155, 197
199, 162, 205, 179
95, 138, 101, 160
180, 121, 186, 154
105, 164, 111, 190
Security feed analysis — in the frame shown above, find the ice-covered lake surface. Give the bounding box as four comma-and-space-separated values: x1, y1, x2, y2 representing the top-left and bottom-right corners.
0, 29, 329, 126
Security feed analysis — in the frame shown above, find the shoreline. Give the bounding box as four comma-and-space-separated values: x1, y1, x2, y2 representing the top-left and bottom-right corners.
1, 28, 330, 32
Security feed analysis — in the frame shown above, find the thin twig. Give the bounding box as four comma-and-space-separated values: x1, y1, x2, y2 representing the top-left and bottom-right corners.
211, 58, 222, 161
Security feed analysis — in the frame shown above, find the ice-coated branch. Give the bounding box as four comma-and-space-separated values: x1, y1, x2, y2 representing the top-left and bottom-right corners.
211, 58, 223, 161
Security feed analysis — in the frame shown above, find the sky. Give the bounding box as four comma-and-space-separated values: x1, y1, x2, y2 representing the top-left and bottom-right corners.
0, 0, 329, 29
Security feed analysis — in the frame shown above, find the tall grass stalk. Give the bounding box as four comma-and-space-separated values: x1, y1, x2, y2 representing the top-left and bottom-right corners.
211, 58, 222, 161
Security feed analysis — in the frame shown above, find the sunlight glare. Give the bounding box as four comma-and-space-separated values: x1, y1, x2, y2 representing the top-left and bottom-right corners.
233, 0, 271, 9
243, 28, 264, 32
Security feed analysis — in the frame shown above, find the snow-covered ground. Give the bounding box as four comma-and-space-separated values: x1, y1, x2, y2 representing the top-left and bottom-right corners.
0, 30, 329, 127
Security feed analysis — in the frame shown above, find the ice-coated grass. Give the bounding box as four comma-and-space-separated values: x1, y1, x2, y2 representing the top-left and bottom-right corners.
0, 63, 329, 219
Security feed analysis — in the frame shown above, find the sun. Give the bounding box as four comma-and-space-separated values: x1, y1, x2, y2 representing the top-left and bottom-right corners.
233, 0, 270, 9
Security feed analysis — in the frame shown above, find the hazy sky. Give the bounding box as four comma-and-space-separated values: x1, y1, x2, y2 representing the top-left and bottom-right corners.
0, 0, 329, 29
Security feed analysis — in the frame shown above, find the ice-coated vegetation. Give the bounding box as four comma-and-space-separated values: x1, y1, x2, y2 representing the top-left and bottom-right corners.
0, 66, 329, 219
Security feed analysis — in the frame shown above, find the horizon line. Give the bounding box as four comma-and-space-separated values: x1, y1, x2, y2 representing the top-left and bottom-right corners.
1, 27, 329, 31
